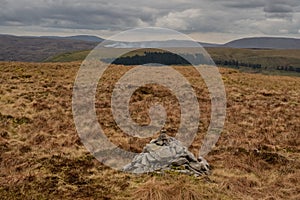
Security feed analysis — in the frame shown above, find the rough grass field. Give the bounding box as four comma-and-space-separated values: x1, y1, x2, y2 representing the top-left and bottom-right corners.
206, 47, 300, 68
0, 61, 299, 199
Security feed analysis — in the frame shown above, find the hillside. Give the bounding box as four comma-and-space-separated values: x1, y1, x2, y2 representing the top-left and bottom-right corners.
1, 34, 300, 63
0, 35, 98, 62
206, 47, 300, 74
44, 50, 91, 62
0, 61, 299, 199
46, 47, 300, 76
41, 35, 104, 43
225, 37, 300, 49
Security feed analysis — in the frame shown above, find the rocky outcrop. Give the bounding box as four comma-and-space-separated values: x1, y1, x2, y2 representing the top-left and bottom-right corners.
123, 131, 210, 176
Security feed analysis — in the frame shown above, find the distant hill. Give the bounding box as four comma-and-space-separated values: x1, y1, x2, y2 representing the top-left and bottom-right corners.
88, 37, 300, 49
41, 35, 104, 42
46, 47, 300, 76
206, 47, 300, 74
103, 40, 220, 48
199, 42, 221, 47
1, 34, 300, 62
224, 37, 300, 49
44, 50, 91, 62
0, 35, 98, 62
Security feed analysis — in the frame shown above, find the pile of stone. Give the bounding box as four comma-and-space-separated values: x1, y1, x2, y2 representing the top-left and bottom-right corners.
123, 130, 210, 176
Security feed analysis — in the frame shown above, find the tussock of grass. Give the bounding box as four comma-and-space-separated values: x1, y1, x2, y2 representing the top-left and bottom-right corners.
131, 175, 232, 200
132, 177, 171, 200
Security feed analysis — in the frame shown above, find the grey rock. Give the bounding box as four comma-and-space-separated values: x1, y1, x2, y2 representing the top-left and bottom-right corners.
186, 151, 197, 162
169, 146, 177, 156
156, 147, 174, 158
174, 144, 185, 154
171, 157, 188, 166
133, 162, 144, 168
123, 132, 210, 175
154, 129, 170, 146
133, 167, 145, 174
179, 170, 191, 174
155, 140, 164, 146
189, 162, 203, 171
149, 151, 161, 160
144, 143, 162, 152
146, 153, 156, 162
141, 155, 149, 165
132, 155, 141, 163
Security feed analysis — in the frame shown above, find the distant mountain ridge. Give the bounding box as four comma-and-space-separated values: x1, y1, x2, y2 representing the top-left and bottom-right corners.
1, 34, 300, 62
101, 37, 300, 49
40, 35, 104, 42
224, 37, 300, 49
103, 39, 221, 48
0, 34, 99, 62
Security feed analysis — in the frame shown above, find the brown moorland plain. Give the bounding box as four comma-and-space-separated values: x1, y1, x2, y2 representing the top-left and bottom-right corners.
0, 61, 299, 200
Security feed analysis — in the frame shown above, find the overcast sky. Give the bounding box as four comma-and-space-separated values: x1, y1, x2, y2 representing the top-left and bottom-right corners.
0, 0, 299, 43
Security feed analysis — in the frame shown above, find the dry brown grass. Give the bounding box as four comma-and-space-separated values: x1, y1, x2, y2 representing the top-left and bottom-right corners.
0, 61, 299, 199
131, 176, 221, 200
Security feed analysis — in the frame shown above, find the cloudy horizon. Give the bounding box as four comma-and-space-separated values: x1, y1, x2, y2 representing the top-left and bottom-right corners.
0, 0, 299, 43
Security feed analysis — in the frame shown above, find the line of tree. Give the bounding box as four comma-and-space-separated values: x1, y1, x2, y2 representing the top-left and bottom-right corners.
215, 59, 300, 73
276, 65, 300, 73
214, 59, 262, 69
101, 52, 212, 65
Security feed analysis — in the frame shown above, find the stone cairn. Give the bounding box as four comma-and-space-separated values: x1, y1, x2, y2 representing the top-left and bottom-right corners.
123, 130, 210, 176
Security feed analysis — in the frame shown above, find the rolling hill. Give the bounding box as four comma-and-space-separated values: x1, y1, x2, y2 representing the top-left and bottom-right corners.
224, 37, 300, 49
41, 35, 104, 43
100, 37, 300, 49
1, 34, 300, 72
0, 35, 99, 62
45, 47, 300, 76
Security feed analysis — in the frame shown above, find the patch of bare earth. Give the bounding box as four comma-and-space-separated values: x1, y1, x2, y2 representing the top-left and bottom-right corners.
0, 61, 299, 199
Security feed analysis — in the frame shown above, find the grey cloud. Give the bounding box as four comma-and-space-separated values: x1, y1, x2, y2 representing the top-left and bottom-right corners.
221, 0, 265, 9
263, 0, 295, 20
265, 13, 293, 19
264, 4, 293, 13
0, 0, 159, 30
0, 0, 299, 40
